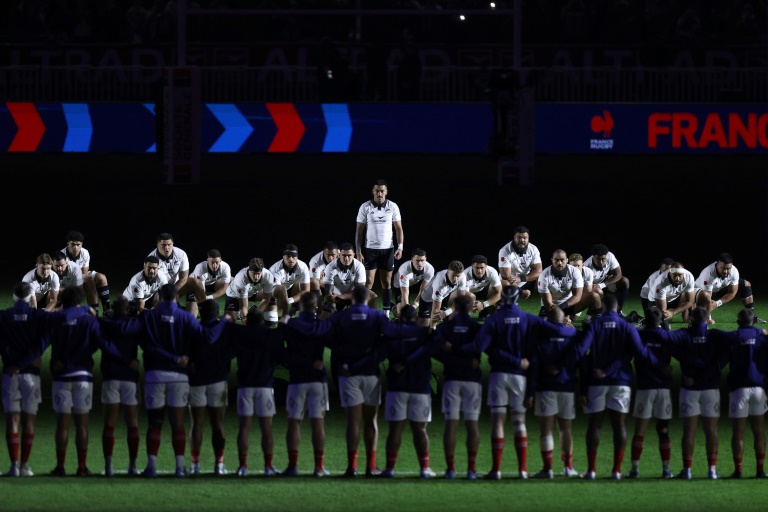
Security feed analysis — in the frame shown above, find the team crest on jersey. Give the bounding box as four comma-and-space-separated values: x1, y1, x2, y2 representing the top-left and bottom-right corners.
703, 280, 709, 285
133, 287, 139, 293
501, 257, 507, 262
312, 267, 317, 273
400, 275, 405, 280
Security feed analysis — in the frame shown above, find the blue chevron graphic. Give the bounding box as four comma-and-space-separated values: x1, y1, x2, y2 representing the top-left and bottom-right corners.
207, 103, 253, 152
144, 103, 156, 152
321, 103, 352, 152
62, 103, 92, 152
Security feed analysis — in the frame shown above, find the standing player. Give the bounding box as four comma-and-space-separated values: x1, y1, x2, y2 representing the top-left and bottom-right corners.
328, 284, 389, 478
224, 258, 278, 324
627, 307, 676, 479
418, 261, 469, 327
279, 293, 334, 477
497, 226, 542, 299
99, 297, 142, 477
22, 253, 60, 311
527, 306, 582, 479
63, 231, 111, 316
712, 309, 768, 479
578, 294, 658, 480
269, 244, 311, 319
148, 233, 206, 312
356, 179, 404, 316
122, 256, 169, 312
48, 286, 135, 477
188, 300, 235, 475
393, 248, 435, 319
666, 307, 728, 480
464, 255, 503, 319
0, 282, 63, 477
647, 263, 696, 329
583, 244, 631, 321
187, 249, 232, 319
308, 241, 339, 298
231, 309, 285, 477
461, 286, 576, 480
433, 295, 483, 479
694, 253, 766, 324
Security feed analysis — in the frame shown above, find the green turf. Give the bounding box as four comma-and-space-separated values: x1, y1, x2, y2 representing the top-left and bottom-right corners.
1, 291, 766, 511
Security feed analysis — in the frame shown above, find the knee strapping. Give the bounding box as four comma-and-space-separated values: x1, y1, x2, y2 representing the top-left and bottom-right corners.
656, 420, 670, 441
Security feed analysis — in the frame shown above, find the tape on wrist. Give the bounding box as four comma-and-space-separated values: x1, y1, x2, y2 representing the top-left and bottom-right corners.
397, 243, 403, 250
206, 295, 214, 301
288, 297, 295, 304
715, 299, 723, 307
482, 301, 490, 308
443, 308, 453, 316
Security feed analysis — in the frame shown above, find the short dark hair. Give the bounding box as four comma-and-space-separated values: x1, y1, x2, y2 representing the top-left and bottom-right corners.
323, 241, 338, 251
159, 283, 178, 302
13, 282, 32, 302
547, 306, 564, 324
647, 307, 663, 328
454, 295, 472, 314
691, 307, 708, 324
246, 309, 265, 325
145, 255, 160, 265
283, 244, 299, 255
248, 258, 264, 273
300, 291, 318, 312
207, 249, 222, 259
339, 242, 354, 252
591, 244, 610, 257
601, 294, 618, 312
51, 251, 67, 262
660, 257, 675, 266
66, 231, 84, 243
513, 226, 530, 236
374, 179, 388, 187
60, 285, 85, 308
471, 255, 488, 265
412, 248, 427, 257
400, 305, 417, 323
717, 253, 733, 265
156, 233, 174, 242
351, 283, 370, 304
448, 260, 464, 273
738, 308, 755, 327
199, 299, 220, 321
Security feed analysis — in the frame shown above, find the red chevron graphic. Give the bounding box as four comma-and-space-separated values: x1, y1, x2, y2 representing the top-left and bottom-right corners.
266, 103, 305, 152
7, 102, 45, 152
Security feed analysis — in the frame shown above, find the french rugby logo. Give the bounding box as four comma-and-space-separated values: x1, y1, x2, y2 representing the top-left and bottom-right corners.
590, 111, 614, 150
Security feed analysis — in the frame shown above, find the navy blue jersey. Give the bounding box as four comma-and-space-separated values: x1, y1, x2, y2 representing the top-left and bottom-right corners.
526, 322, 581, 395
635, 327, 676, 390
382, 321, 438, 394
433, 313, 482, 383
279, 312, 333, 384
666, 322, 727, 391
0, 301, 63, 375
231, 324, 286, 388
713, 326, 768, 390
189, 319, 237, 386
99, 313, 140, 382
328, 304, 389, 376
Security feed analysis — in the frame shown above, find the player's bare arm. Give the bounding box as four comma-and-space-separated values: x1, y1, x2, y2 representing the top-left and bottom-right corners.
355, 223, 366, 263
394, 220, 404, 261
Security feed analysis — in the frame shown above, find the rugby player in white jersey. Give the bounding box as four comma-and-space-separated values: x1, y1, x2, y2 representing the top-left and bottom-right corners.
308, 241, 339, 296
463, 255, 502, 319
122, 256, 169, 312
148, 233, 205, 313
51, 251, 84, 293
537, 249, 599, 326
187, 249, 232, 319
22, 253, 60, 311
694, 252, 766, 324
393, 248, 434, 319
583, 243, 631, 322
639, 258, 675, 317
321, 243, 373, 317
567, 253, 599, 323
418, 261, 469, 328
647, 262, 696, 329
269, 244, 311, 319
224, 258, 278, 325
497, 226, 542, 299
355, 179, 404, 316
64, 231, 111, 315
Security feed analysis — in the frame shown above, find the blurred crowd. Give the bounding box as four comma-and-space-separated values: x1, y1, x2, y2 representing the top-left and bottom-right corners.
0, 0, 765, 46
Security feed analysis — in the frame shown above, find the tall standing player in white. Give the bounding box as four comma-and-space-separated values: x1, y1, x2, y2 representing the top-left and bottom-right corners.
356, 179, 404, 316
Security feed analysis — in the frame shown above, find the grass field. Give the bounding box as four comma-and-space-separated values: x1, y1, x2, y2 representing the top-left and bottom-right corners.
2, 290, 768, 512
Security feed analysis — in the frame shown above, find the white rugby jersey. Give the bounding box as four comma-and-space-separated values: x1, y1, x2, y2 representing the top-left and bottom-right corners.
63, 246, 91, 271
226, 267, 277, 299
648, 269, 695, 302
190, 260, 232, 287
147, 247, 190, 284
537, 264, 584, 306
269, 259, 311, 289
22, 269, 60, 296
640, 269, 663, 300
420, 270, 468, 304
356, 199, 402, 249
581, 266, 595, 287
122, 270, 168, 301
308, 251, 334, 280
498, 242, 541, 276
584, 251, 620, 285
395, 260, 436, 290
322, 258, 366, 295
463, 265, 502, 294
56, 261, 84, 288
695, 262, 740, 293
